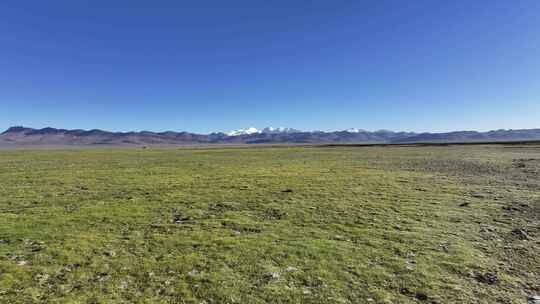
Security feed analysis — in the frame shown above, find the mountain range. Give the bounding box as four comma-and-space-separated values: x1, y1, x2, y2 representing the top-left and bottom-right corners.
1, 126, 540, 147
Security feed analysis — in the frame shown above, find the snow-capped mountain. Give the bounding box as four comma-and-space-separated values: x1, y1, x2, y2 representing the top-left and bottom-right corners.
227, 127, 302, 136
343, 128, 365, 133
227, 127, 261, 136
261, 127, 301, 134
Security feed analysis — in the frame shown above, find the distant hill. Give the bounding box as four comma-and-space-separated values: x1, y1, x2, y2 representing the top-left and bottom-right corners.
1, 126, 540, 146
390, 129, 540, 143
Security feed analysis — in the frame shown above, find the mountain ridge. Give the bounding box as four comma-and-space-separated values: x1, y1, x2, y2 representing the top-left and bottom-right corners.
2, 126, 540, 146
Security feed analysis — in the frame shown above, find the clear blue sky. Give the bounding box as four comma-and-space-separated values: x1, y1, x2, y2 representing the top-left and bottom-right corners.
1, 1, 539, 133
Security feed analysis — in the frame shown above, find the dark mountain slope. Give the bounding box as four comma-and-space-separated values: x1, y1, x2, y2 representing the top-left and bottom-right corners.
392, 129, 540, 143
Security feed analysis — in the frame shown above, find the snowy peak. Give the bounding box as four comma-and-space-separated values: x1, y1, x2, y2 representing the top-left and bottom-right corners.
227, 127, 302, 136
262, 127, 301, 134
227, 127, 261, 136
343, 128, 365, 133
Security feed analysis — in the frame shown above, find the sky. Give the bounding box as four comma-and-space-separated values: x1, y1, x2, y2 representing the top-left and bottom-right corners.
1, 0, 539, 134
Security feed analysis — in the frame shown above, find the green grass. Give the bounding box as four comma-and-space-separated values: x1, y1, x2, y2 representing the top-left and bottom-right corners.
0, 145, 538, 303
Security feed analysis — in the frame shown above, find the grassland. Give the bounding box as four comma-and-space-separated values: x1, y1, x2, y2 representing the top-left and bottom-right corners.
0, 144, 538, 303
